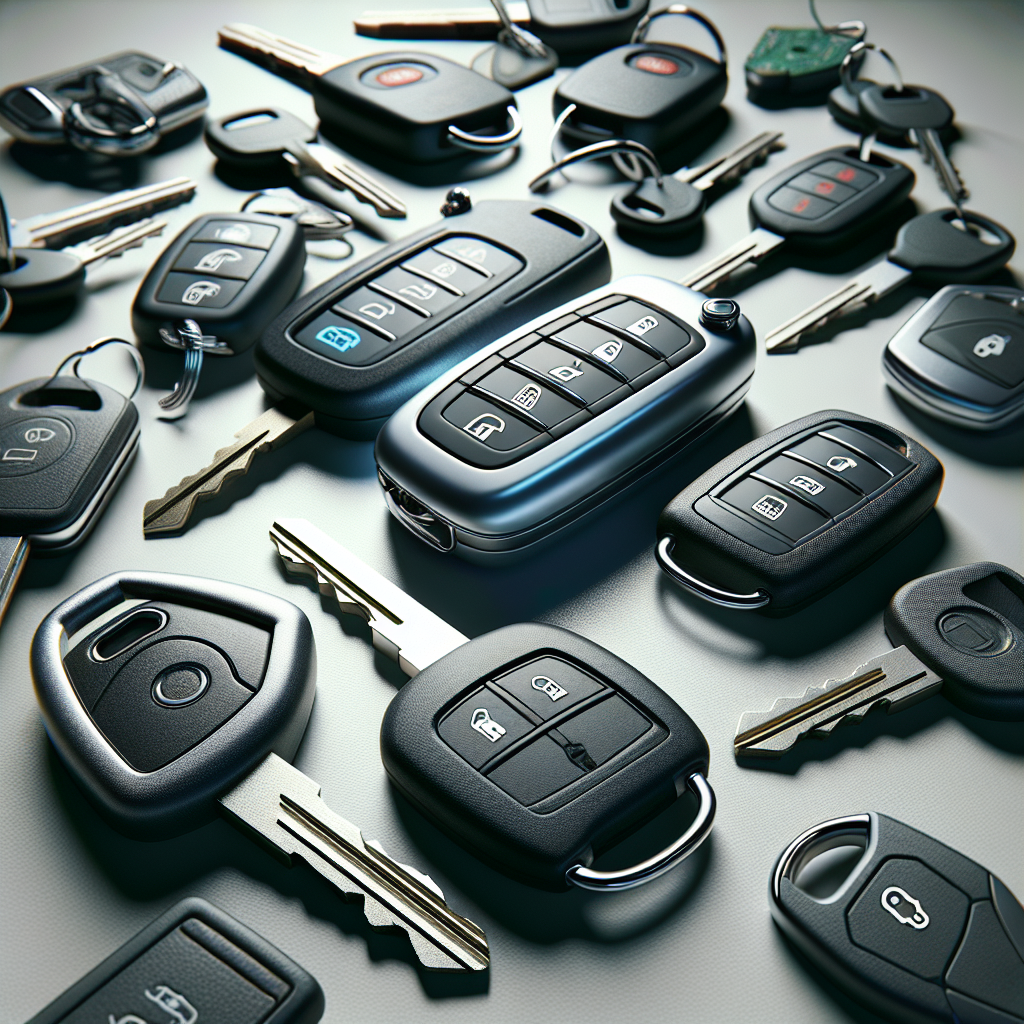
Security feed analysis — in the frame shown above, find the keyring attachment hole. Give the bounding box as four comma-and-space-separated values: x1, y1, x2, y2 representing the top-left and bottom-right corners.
91, 608, 168, 661
793, 836, 867, 899
946, 214, 1003, 246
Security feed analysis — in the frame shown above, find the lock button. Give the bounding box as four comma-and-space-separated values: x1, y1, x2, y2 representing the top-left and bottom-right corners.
492, 656, 605, 720
172, 242, 267, 282
512, 341, 619, 404
551, 321, 660, 381
437, 689, 533, 769
590, 300, 696, 358
369, 267, 459, 316
294, 310, 391, 366
442, 393, 543, 451
334, 285, 427, 341
402, 249, 489, 296
474, 367, 578, 428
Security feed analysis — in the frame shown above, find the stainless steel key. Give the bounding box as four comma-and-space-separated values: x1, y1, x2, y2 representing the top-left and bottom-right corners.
734, 562, 1024, 759
764, 208, 1015, 352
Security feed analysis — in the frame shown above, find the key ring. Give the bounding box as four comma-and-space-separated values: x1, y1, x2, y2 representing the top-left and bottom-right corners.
65, 68, 160, 156
840, 41, 904, 95
447, 104, 523, 152
630, 5, 728, 65
530, 138, 664, 192
48, 336, 145, 401
808, 0, 866, 40
157, 319, 227, 419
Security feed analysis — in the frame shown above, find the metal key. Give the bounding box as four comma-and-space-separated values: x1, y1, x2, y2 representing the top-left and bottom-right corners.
205, 107, 406, 219
31, 571, 490, 972
764, 208, 1016, 352
734, 561, 1024, 759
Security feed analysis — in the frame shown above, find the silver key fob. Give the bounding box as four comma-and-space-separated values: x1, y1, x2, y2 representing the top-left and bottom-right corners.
374, 275, 755, 561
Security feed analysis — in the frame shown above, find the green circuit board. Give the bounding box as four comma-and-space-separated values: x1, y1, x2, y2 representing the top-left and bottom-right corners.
746, 26, 859, 81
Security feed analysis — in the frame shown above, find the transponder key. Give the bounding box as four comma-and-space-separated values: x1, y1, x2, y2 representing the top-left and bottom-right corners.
31, 571, 490, 972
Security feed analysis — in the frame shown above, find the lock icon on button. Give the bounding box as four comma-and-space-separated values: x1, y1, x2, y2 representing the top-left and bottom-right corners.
470, 708, 506, 742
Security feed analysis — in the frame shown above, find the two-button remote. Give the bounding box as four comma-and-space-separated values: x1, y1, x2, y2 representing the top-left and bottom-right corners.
656, 410, 944, 613
771, 812, 1024, 1024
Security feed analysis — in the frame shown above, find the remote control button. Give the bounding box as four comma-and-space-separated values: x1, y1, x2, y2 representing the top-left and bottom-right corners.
767, 186, 836, 220
442, 393, 543, 451
552, 320, 660, 380
402, 250, 489, 295
486, 735, 585, 804
721, 476, 829, 542
334, 285, 427, 341
294, 310, 391, 365
810, 159, 879, 191
434, 237, 522, 278
787, 171, 857, 205
756, 455, 861, 517
475, 366, 578, 428
156, 273, 246, 309
437, 688, 534, 769
369, 267, 459, 316
492, 656, 605, 720
786, 435, 891, 493
172, 242, 267, 281
0, 416, 72, 476
512, 341, 619, 404
591, 300, 695, 358
822, 425, 913, 476
556, 695, 652, 767
192, 219, 280, 249
921, 319, 1024, 389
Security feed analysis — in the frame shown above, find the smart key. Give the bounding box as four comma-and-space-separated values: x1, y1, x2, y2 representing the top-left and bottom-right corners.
31, 571, 489, 971
770, 811, 1024, 1023
271, 519, 716, 891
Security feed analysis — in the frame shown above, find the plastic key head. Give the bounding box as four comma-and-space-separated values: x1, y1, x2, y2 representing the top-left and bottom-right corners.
887, 209, 1016, 282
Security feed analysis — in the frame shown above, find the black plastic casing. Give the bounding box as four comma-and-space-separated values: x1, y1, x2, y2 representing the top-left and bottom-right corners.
527, 0, 648, 54
380, 623, 710, 890
657, 410, 943, 613
31, 572, 317, 840
256, 200, 610, 439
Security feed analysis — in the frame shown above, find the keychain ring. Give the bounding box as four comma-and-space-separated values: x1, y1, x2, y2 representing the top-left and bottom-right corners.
65, 69, 160, 156
840, 41, 905, 95
49, 336, 145, 401
447, 105, 523, 152
529, 138, 664, 192
631, 4, 727, 66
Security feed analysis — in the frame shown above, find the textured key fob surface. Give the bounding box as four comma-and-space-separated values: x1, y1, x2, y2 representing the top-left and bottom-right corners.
0, 375, 139, 551
657, 410, 943, 613
770, 812, 1024, 1024
132, 212, 305, 354
31, 571, 315, 838
28, 897, 324, 1024
381, 622, 712, 890
256, 199, 609, 438
375, 274, 753, 561
884, 284, 1024, 430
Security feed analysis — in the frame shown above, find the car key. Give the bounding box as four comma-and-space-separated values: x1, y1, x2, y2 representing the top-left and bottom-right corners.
218, 24, 522, 162
553, 6, 727, 156
271, 518, 716, 891
883, 284, 1024, 432
0, 338, 142, 630
375, 275, 754, 561
0, 50, 207, 156
770, 811, 1024, 1024
141, 199, 609, 536
354, 0, 649, 56
205, 108, 406, 219
26, 897, 324, 1024
132, 211, 307, 418
735, 561, 1024, 759
31, 571, 490, 972
656, 409, 943, 614
680, 145, 915, 294
764, 209, 1016, 352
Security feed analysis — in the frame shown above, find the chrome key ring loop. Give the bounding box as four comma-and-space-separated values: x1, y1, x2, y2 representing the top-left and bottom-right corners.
50, 336, 145, 400
64, 69, 160, 156
656, 536, 771, 609
840, 41, 905, 95
157, 319, 227, 419
530, 138, 664, 192
447, 104, 523, 152
565, 772, 716, 890
771, 813, 871, 901
631, 4, 728, 66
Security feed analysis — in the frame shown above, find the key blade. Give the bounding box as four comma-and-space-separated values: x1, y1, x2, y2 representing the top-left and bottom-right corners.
685, 132, 786, 190
289, 143, 407, 218
679, 227, 786, 293
68, 218, 167, 266
764, 259, 911, 352
143, 407, 314, 537
218, 23, 345, 83
917, 128, 970, 208
0, 536, 30, 630
354, 4, 530, 40
270, 518, 469, 675
220, 753, 489, 971
734, 646, 943, 759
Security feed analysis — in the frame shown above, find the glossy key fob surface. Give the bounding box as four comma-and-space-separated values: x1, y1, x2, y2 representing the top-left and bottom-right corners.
375, 275, 754, 561
527, 0, 649, 54
381, 622, 711, 890
27, 897, 324, 1024
0, 375, 139, 552
132, 212, 305, 355
884, 284, 1024, 432
771, 812, 1024, 1024
32, 571, 316, 838
657, 410, 943, 613
257, 199, 609, 438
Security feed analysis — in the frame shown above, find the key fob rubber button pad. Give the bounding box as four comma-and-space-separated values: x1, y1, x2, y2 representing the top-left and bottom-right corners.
786, 434, 892, 493
294, 310, 391, 365
755, 454, 861, 517
493, 656, 604, 720
192, 219, 280, 249
474, 366, 578, 428
370, 266, 460, 315
590, 299, 694, 357
335, 284, 427, 339
172, 242, 267, 281
437, 688, 534, 769
721, 475, 830, 542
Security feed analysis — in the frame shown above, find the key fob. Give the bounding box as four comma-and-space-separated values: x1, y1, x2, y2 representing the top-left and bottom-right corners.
381, 622, 712, 890
32, 571, 316, 838
526, 0, 649, 55
27, 897, 324, 1024
374, 276, 754, 561
883, 284, 1024, 431
0, 375, 139, 552
256, 199, 609, 438
770, 812, 1024, 1024
656, 409, 943, 613
132, 212, 306, 355
749, 146, 914, 251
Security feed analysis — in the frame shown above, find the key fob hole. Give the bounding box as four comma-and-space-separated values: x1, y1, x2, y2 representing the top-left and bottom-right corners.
223, 110, 280, 131
880, 85, 923, 101
792, 834, 868, 900
962, 571, 1024, 630
18, 376, 102, 410
90, 607, 169, 661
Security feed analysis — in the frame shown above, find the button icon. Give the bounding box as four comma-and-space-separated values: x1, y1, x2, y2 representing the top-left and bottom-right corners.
634, 54, 679, 75
213, 223, 251, 243
836, 166, 857, 183
181, 280, 221, 306
592, 339, 622, 363
376, 65, 423, 87
814, 180, 837, 196
548, 360, 584, 382
2, 448, 38, 462
138, 983, 199, 1024
752, 494, 788, 521
23, 427, 55, 443
531, 676, 568, 702
470, 708, 506, 742
464, 412, 505, 441
880, 886, 930, 930
316, 325, 362, 353
399, 281, 437, 301
827, 455, 858, 473
194, 248, 243, 272
791, 196, 811, 214
359, 299, 396, 320
627, 315, 658, 337
450, 243, 488, 264
973, 333, 1009, 358
431, 261, 458, 279
789, 474, 825, 496
512, 384, 541, 410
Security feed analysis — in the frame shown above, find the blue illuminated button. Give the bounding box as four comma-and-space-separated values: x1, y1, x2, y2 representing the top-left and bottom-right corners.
293, 310, 391, 365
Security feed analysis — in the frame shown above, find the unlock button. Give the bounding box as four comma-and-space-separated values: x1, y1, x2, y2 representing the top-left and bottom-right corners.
437, 689, 532, 769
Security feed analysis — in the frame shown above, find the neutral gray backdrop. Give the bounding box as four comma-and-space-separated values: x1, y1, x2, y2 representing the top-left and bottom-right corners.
1, 1, 1021, 1021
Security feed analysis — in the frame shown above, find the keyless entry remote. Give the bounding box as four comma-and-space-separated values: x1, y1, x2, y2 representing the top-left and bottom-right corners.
883, 284, 1024, 431
771, 812, 1024, 1024
656, 410, 943, 613
374, 276, 754, 561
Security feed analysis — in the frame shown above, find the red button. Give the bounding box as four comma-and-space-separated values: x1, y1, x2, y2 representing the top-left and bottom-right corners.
836, 167, 857, 182
814, 181, 837, 195
376, 66, 423, 87
634, 54, 679, 75
792, 196, 811, 214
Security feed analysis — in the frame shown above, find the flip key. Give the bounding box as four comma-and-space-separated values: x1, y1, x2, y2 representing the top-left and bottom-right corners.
271, 519, 716, 891
656, 409, 943, 613
770, 812, 1024, 1024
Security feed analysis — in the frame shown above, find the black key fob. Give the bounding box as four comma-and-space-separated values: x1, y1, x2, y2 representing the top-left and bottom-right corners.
0, 374, 139, 552
656, 410, 943, 614
256, 199, 609, 438
374, 276, 754, 561
27, 897, 324, 1024
771, 812, 1024, 1024
884, 284, 1024, 432
527, 0, 649, 55
381, 622, 713, 890
132, 212, 306, 355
